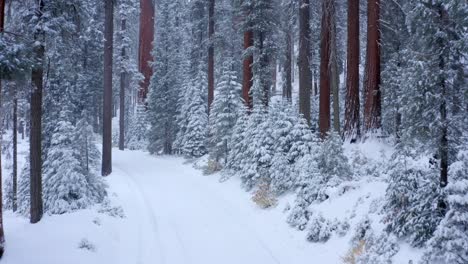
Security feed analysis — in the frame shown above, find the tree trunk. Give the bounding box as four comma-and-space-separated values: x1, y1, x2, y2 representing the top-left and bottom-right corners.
283, 30, 292, 100
208, 0, 215, 113
30, 0, 44, 224
138, 0, 155, 102
13, 91, 18, 212
330, 0, 340, 133
242, 30, 253, 110
319, 0, 331, 138
0, 0, 6, 256
102, 0, 113, 176
344, 0, 360, 141
119, 19, 126, 151
298, 0, 312, 124
363, 0, 381, 132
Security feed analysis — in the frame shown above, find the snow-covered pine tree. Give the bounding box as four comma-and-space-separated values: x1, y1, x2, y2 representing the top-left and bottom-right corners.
43, 107, 105, 214
179, 69, 209, 158
400, 0, 467, 187
147, 0, 187, 155
383, 148, 444, 247
421, 150, 468, 264
127, 104, 148, 150
207, 60, 243, 162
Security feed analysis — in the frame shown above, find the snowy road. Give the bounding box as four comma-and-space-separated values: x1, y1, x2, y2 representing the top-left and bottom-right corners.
113, 150, 287, 264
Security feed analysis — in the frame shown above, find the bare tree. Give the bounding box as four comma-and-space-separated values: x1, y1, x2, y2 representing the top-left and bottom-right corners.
12, 85, 18, 211
298, 0, 312, 124
344, 0, 360, 141
329, 0, 340, 133
102, 0, 113, 176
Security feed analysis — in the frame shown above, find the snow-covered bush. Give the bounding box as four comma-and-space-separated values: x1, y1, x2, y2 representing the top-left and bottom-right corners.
421, 150, 468, 264
287, 154, 321, 230
383, 150, 444, 247
16, 158, 30, 216
306, 213, 336, 243
316, 132, 353, 187
356, 234, 399, 264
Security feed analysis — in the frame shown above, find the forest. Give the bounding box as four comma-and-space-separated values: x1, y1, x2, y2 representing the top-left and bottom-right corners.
0, 0, 467, 263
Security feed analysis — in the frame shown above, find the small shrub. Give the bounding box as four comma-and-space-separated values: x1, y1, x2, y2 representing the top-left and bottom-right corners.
78, 238, 96, 252
252, 179, 277, 209
203, 159, 223, 175
342, 240, 366, 264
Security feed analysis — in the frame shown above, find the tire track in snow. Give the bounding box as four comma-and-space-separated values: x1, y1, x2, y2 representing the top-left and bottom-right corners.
115, 164, 167, 264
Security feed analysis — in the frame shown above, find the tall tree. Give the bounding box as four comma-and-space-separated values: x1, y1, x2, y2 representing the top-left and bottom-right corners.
0, 0, 6, 255
319, 0, 331, 137
208, 0, 215, 112
298, 0, 311, 124
30, 0, 44, 224
12, 86, 18, 212
102, 0, 113, 176
344, 0, 360, 140
363, 0, 381, 132
138, 0, 155, 101
242, 30, 253, 110
119, 18, 126, 151
329, 0, 340, 133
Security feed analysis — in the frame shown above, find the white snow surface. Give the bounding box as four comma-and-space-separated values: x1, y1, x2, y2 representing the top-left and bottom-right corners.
3, 146, 422, 264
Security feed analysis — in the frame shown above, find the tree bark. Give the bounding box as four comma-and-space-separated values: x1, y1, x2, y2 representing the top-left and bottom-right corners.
298, 0, 312, 124
119, 19, 127, 151
138, 0, 155, 102
319, 0, 331, 138
330, 0, 340, 133
242, 30, 253, 110
102, 0, 113, 176
208, 0, 215, 113
283, 30, 292, 100
30, 0, 44, 224
13, 91, 18, 212
363, 0, 381, 132
344, 0, 360, 141
0, 0, 6, 256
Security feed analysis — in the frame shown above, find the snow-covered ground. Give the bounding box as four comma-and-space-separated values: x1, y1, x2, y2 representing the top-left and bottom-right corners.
3, 145, 421, 264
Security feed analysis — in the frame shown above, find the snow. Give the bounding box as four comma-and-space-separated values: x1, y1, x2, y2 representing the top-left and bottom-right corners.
3, 145, 422, 264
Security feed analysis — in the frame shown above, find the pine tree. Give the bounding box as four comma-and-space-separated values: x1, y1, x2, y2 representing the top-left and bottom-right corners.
207, 60, 243, 162
421, 150, 468, 264
179, 69, 209, 158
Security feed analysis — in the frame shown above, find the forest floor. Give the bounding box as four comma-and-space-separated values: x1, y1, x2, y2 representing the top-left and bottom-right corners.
3, 144, 422, 264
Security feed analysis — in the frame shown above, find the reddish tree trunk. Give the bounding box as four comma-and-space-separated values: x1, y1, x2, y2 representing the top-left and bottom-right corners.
0, 0, 5, 256
344, 0, 360, 140
102, 0, 113, 176
298, 0, 312, 124
208, 0, 215, 113
242, 30, 253, 110
363, 0, 381, 132
319, 0, 331, 138
138, 0, 155, 102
